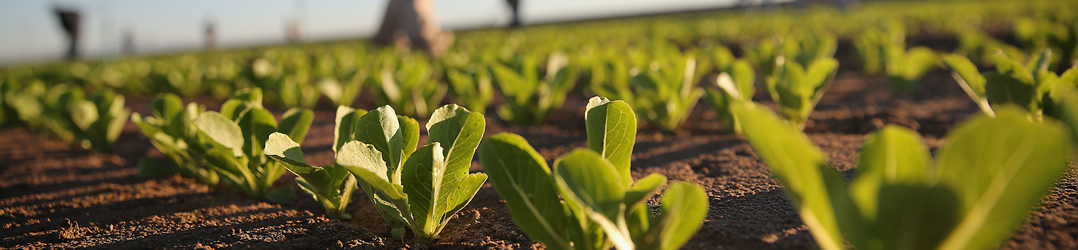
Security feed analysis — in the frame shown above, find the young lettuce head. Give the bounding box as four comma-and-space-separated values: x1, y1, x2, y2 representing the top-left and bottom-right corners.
481, 96, 709, 250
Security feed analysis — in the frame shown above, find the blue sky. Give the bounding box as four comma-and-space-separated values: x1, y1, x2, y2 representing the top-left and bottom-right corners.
0, 0, 740, 65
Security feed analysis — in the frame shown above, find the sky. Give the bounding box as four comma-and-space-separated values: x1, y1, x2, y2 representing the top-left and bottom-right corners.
0, 0, 742, 65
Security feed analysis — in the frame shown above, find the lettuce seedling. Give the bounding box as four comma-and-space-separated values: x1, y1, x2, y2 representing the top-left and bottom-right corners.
733, 102, 1070, 250
943, 50, 1078, 119
445, 66, 494, 113
69, 89, 130, 151
705, 59, 755, 134
317, 68, 366, 107
490, 53, 577, 125
854, 25, 905, 75
585, 53, 633, 103
764, 57, 839, 129
132, 93, 219, 184
481, 97, 709, 250
337, 104, 487, 244
746, 33, 837, 78
3, 82, 129, 151
371, 53, 448, 117
264, 129, 358, 219
629, 56, 704, 132
195, 88, 314, 203
884, 47, 938, 94
853, 25, 938, 93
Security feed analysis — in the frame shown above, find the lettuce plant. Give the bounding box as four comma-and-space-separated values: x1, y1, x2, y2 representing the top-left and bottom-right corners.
132, 93, 219, 185
371, 53, 448, 117
746, 33, 837, 78
481, 97, 708, 250
853, 25, 904, 75
336, 104, 487, 244
194, 88, 314, 203
490, 53, 577, 125
3, 81, 129, 151
445, 66, 494, 113
317, 68, 366, 107
884, 47, 938, 94
764, 57, 839, 129
1013, 18, 1075, 67
585, 56, 632, 102
264, 129, 358, 219
629, 56, 704, 132
943, 50, 1078, 118
733, 102, 1070, 250
956, 31, 1026, 66
854, 25, 938, 93
704, 59, 754, 134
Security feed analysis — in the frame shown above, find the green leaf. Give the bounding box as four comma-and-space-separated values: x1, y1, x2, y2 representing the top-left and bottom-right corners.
264, 132, 316, 174
554, 149, 626, 219
943, 54, 992, 115
732, 102, 846, 250
728, 60, 756, 99
337, 140, 408, 201
279, 108, 314, 143
426, 104, 487, 219
204, 146, 257, 194
479, 133, 573, 249
865, 184, 960, 250
849, 125, 933, 226
353, 105, 403, 178
194, 112, 244, 156
69, 100, 98, 131
985, 73, 1037, 112
150, 93, 184, 124
236, 107, 277, 160
333, 106, 366, 153
653, 181, 709, 250
857, 125, 931, 184
401, 143, 448, 239
1057, 91, 1078, 144
805, 57, 839, 105
398, 115, 420, 161
553, 149, 633, 250
624, 174, 667, 207
439, 172, 487, 226
937, 107, 1070, 250
585, 96, 637, 188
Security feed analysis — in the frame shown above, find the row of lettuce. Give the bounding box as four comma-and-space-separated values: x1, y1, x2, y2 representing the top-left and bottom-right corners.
130, 78, 1078, 250
129, 87, 708, 248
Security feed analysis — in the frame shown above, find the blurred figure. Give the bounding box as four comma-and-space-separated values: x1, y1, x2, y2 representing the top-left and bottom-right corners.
122, 30, 135, 55
506, 0, 521, 28
205, 20, 217, 50
285, 18, 301, 43
53, 7, 81, 59
374, 0, 453, 57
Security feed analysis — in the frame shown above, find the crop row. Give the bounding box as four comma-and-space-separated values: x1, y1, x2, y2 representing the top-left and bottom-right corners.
0, 0, 1077, 249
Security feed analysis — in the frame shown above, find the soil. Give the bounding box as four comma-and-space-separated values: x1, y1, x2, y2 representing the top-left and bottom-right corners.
3, 38, 1077, 249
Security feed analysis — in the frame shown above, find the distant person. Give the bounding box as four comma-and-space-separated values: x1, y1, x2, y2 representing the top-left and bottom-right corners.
507, 0, 521, 28
373, 0, 453, 57
205, 21, 217, 50
53, 8, 81, 59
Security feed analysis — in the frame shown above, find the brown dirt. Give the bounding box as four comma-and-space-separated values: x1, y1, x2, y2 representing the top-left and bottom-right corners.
2, 44, 1077, 249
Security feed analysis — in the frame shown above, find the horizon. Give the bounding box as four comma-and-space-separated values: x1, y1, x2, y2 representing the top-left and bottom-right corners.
0, 0, 775, 66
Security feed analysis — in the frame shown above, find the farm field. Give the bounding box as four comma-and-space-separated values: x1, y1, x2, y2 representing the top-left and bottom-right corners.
4, 54, 1078, 249
2, 0, 1078, 249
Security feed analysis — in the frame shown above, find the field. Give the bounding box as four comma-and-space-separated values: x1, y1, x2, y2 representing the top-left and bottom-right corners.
2, 0, 1078, 249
